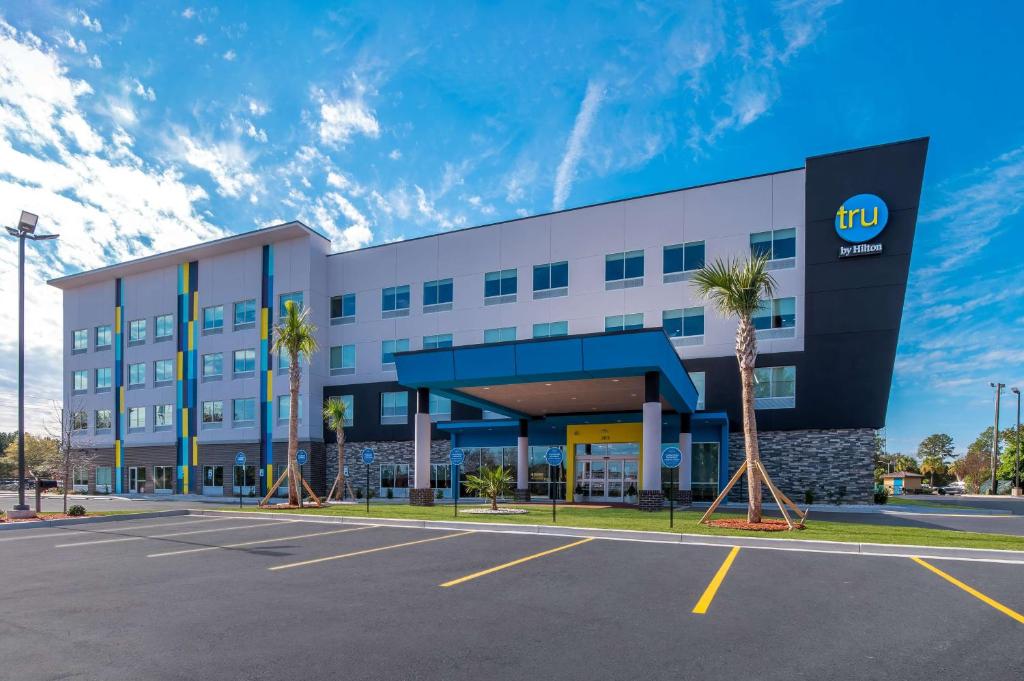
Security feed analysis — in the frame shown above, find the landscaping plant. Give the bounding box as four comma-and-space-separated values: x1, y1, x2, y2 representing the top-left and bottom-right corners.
463, 465, 513, 511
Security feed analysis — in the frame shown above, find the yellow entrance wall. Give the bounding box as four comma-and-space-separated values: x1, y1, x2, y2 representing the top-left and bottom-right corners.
565, 422, 644, 502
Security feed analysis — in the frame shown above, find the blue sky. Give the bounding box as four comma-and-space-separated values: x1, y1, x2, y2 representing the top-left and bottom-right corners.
0, 1, 1021, 456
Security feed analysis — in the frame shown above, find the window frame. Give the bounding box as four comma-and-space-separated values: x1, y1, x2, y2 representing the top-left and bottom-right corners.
753, 365, 797, 409
484, 326, 516, 344
154, 404, 174, 430
233, 348, 256, 376
532, 261, 568, 298
128, 406, 146, 431
423, 278, 454, 311
95, 367, 112, 392
154, 313, 174, 340
605, 250, 645, 288
154, 359, 175, 385
127, 318, 147, 344
95, 324, 112, 349
279, 292, 304, 317
330, 293, 356, 324
233, 398, 256, 425
750, 228, 797, 266
532, 321, 568, 338
381, 285, 411, 316
202, 305, 224, 333
127, 362, 146, 388
605, 313, 643, 332
484, 269, 517, 304
95, 409, 112, 431
201, 400, 224, 426
72, 328, 88, 353
233, 299, 257, 328
423, 333, 453, 350
330, 344, 356, 375
381, 339, 409, 367
380, 391, 409, 425
202, 352, 224, 380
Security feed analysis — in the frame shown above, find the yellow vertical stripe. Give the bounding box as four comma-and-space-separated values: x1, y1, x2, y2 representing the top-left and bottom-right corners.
261, 307, 268, 340
182, 407, 188, 438
267, 464, 273, 489
181, 262, 189, 294
192, 291, 198, 320
176, 351, 183, 380
182, 465, 189, 491
192, 436, 198, 466
114, 440, 121, 467
187, 321, 194, 351
119, 386, 125, 413
266, 371, 273, 401
114, 307, 121, 333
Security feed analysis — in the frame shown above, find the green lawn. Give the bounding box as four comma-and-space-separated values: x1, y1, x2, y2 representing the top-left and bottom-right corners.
886, 497, 977, 511
231, 502, 1024, 552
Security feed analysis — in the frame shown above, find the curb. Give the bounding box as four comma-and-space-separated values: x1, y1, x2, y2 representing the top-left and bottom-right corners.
0, 509, 190, 532
189, 509, 1024, 563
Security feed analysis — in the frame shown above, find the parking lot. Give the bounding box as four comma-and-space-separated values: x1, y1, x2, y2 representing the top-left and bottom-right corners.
1, 513, 1021, 681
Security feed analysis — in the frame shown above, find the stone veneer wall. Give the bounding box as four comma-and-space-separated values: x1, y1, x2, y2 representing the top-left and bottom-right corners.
326, 440, 451, 497
727, 428, 876, 505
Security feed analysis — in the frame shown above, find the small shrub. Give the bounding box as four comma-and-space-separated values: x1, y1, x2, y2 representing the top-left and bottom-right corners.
435, 488, 444, 499
355, 488, 363, 500
67, 504, 87, 517
804, 488, 815, 505
873, 485, 889, 505
386, 487, 394, 500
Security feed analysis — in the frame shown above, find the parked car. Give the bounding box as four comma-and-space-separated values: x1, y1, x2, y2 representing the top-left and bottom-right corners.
940, 483, 964, 495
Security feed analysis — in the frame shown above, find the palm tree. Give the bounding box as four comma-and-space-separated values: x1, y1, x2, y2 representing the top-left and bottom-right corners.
272, 301, 319, 506
463, 465, 512, 511
693, 254, 777, 523
322, 397, 349, 501
920, 455, 944, 488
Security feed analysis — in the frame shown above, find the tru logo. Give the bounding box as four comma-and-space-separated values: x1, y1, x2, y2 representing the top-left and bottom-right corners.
834, 194, 888, 244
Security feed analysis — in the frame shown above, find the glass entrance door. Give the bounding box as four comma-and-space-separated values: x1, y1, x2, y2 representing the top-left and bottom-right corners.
127, 466, 147, 494
573, 442, 639, 503
692, 443, 720, 502
153, 466, 174, 494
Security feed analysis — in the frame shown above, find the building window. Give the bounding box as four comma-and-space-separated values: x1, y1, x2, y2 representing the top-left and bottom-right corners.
277, 395, 303, 423
279, 292, 304, 316
72, 410, 88, 431
128, 407, 145, 431
381, 285, 410, 317
688, 371, 705, 411
155, 314, 174, 340
95, 367, 112, 391
128, 319, 146, 344
127, 363, 145, 387
95, 409, 112, 431
381, 339, 409, 367
664, 241, 704, 280
73, 468, 89, 488
484, 269, 517, 304
423, 333, 453, 349
430, 394, 451, 422
605, 250, 644, 289
202, 305, 224, 332
72, 329, 88, 353
234, 299, 256, 327
154, 359, 174, 384
202, 353, 223, 379
330, 344, 356, 375
753, 297, 796, 333
533, 261, 568, 298
484, 326, 516, 343
750, 228, 797, 266
430, 463, 451, 490
154, 404, 174, 429
204, 466, 224, 489
72, 370, 88, 394
663, 307, 704, 341
95, 466, 112, 492
202, 400, 224, 425
330, 394, 354, 427
605, 313, 643, 332
754, 366, 796, 409
278, 349, 304, 372
533, 321, 568, 338
379, 463, 410, 492
423, 278, 453, 310
233, 349, 256, 375
380, 391, 408, 425
330, 293, 356, 323
95, 324, 112, 349
233, 398, 256, 424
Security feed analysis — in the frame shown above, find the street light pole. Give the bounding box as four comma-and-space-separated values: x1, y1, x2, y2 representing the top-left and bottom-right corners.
989, 382, 1005, 496
1012, 387, 1021, 496
5, 211, 59, 512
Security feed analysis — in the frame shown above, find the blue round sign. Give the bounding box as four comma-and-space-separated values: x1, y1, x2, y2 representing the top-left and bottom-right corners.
545, 447, 563, 466
296, 449, 308, 466
234, 452, 246, 467
450, 448, 465, 466
835, 193, 888, 243
661, 446, 682, 469
361, 447, 375, 465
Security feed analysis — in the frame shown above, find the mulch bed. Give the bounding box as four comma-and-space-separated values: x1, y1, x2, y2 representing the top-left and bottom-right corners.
0, 512, 80, 523
705, 518, 803, 532
261, 503, 324, 510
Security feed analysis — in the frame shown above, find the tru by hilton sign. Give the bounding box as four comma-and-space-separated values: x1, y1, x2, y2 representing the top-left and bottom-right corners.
835, 194, 888, 258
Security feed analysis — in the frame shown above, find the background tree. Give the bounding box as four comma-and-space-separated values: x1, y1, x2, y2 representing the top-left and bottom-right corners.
323, 397, 349, 501
1, 433, 59, 480
917, 433, 954, 487
46, 403, 98, 514
270, 301, 319, 506
994, 425, 1022, 482
693, 254, 777, 523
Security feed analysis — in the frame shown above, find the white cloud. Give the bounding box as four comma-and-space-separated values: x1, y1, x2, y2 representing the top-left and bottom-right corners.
87, 54, 101, 69
132, 79, 156, 102
247, 97, 269, 117
64, 32, 87, 54
223, 49, 237, 61
388, 148, 401, 160
194, 34, 207, 45
553, 79, 604, 210
244, 121, 267, 143
176, 133, 260, 198
182, 8, 196, 19
0, 22, 224, 431
313, 87, 380, 147
70, 10, 103, 33
467, 195, 495, 215
775, 0, 843, 63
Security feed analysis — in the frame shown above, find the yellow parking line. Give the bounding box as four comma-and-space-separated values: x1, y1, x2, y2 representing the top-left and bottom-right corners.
692, 546, 740, 614
54, 522, 284, 548
147, 525, 375, 558
911, 557, 1024, 624
440, 537, 594, 588
268, 531, 474, 571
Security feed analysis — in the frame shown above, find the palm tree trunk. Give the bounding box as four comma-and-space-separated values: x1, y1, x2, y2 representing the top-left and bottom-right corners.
336, 427, 346, 500
736, 316, 762, 523
288, 359, 300, 506
491, 494, 498, 511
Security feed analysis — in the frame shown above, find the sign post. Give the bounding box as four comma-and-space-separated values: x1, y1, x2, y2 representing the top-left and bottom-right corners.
661, 447, 682, 529
450, 448, 465, 518
361, 447, 375, 514
234, 452, 246, 509
546, 447, 563, 523
296, 450, 308, 508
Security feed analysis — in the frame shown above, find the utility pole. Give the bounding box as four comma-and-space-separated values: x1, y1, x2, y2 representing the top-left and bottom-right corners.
989, 382, 1005, 495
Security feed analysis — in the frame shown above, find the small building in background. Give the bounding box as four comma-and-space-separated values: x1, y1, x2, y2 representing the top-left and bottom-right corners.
882, 471, 923, 495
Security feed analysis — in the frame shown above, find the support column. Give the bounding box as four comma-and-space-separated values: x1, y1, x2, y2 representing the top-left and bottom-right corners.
677, 413, 693, 506
515, 419, 530, 501
639, 371, 664, 512
410, 387, 434, 506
